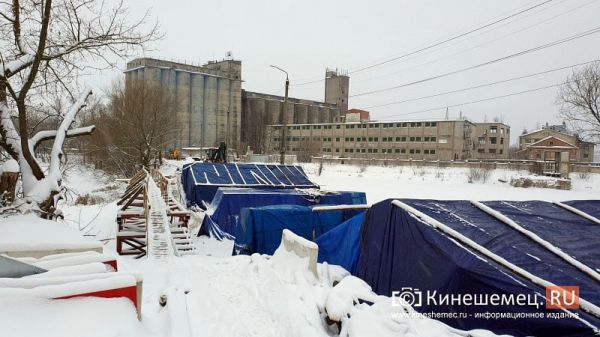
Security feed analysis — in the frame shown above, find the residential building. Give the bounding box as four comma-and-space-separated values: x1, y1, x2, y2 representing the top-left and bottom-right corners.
518, 125, 595, 162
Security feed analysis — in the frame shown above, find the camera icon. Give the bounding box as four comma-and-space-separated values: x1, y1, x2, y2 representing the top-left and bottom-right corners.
392, 287, 423, 307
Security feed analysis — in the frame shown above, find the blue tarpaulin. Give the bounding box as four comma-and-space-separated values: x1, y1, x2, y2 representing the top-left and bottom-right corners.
233, 205, 355, 256
199, 188, 367, 238
564, 199, 600, 218
357, 199, 600, 336
316, 212, 365, 275
181, 162, 318, 207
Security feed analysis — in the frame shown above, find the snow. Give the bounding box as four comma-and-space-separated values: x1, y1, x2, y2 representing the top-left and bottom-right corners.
0, 214, 102, 253
325, 276, 378, 321
3, 160, 600, 336
1, 159, 19, 173
305, 163, 600, 202
0, 295, 143, 337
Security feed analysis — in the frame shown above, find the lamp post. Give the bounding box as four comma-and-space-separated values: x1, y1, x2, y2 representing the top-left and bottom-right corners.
270, 65, 289, 165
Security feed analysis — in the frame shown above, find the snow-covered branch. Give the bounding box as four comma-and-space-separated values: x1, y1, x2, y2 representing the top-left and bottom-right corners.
30, 125, 96, 151
48, 88, 92, 179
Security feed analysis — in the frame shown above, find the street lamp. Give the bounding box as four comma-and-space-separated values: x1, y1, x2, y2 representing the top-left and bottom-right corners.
270, 65, 290, 165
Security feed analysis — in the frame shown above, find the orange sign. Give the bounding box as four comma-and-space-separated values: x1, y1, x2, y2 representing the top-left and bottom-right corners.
546, 286, 579, 309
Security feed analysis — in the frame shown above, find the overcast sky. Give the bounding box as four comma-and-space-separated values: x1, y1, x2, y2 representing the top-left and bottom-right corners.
86, 0, 600, 144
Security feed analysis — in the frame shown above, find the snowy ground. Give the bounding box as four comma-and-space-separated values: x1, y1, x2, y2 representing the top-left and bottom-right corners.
3, 160, 598, 337
304, 162, 600, 203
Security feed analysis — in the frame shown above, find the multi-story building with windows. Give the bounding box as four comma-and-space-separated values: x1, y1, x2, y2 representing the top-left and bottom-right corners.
265, 119, 510, 161
472, 123, 510, 159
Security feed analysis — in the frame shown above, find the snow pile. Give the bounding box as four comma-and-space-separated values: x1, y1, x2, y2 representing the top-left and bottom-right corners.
343, 296, 508, 337
0, 295, 144, 337
0, 214, 102, 254
324, 275, 378, 321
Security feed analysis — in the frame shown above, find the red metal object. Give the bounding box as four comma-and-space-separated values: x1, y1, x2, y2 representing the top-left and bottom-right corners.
55, 285, 138, 308
103, 259, 118, 271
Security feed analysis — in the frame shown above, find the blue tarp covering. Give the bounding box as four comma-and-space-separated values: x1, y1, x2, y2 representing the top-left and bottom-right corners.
483, 200, 600, 271
233, 205, 356, 256
564, 199, 600, 218
316, 212, 365, 275
181, 162, 318, 207
199, 188, 367, 238
357, 199, 600, 336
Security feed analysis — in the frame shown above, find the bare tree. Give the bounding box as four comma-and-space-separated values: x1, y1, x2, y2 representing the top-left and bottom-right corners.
557, 61, 600, 142
87, 81, 177, 176
0, 0, 160, 216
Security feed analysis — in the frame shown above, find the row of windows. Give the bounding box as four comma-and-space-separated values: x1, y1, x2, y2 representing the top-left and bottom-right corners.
477, 149, 504, 154
340, 148, 437, 154
277, 136, 439, 143
478, 137, 504, 145
287, 122, 439, 130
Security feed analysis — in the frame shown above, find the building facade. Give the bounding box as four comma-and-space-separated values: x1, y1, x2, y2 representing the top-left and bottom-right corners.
126, 58, 349, 154
472, 123, 510, 159
518, 127, 595, 162
265, 119, 503, 161
125, 58, 243, 151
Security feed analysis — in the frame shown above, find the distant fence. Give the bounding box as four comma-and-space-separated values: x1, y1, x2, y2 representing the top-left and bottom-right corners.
310, 157, 600, 174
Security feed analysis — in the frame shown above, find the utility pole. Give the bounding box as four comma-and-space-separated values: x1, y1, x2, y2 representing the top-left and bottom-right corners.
270, 65, 289, 165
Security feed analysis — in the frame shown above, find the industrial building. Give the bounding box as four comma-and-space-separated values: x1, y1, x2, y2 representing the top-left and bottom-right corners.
265, 119, 510, 161
125, 58, 349, 153
125, 57, 243, 151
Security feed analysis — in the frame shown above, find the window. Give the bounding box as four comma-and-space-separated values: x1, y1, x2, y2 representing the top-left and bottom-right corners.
489, 149, 496, 154
401, 149, 406, 154
430, 150, 436, 154
424, 137, 430, 142
335, 137, 340, 142
336, 125, 341, 129
396, 123, 402, 127
478, 149, 485, 153
490, 137, 497, 144
361, 149, 366, 153
374, 137, 379, 141
349, 149, 354, 153
373, 149, 378, 153
335, 148, 339, 152
500, 138, 504, 145
424, 122, 430, 127
431, 137, 436, 142
431, 122, 437, 127
424, 149, 430, 154
415, 137, 421, 141
478, 137, 486, 145
409, 149, 415, 154
368, 149, 373, 153
368, 137, 373, 142
490, 126, 498, 133
499, 149, 503, 154
415, 149, 421, 154
395, 149, 400, 153
410, 137, 415, 142
349, 137, 354, 141
401, 136, 407, 142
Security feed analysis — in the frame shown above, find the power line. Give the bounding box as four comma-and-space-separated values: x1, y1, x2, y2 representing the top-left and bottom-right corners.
292, 0, 555, 86
377, 83, 563, 120
348, 0, 555, 75
362, 59, 599, 109
350, 25, 600, 98
350, 0, 596, 87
